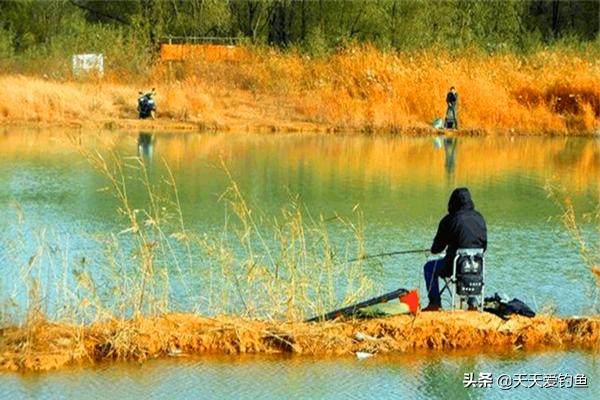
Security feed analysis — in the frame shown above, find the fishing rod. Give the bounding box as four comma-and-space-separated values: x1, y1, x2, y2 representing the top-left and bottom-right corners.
347, 248, 430, 262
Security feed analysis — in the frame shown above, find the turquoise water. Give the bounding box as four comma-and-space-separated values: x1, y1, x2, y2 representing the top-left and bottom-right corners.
0, 129, 599, 398
0, 129, 598, 317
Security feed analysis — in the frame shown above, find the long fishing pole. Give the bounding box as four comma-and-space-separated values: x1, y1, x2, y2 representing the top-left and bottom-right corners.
347, 248, 430, 262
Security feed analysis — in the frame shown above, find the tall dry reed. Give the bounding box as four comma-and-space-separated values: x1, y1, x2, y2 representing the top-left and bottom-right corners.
546, 182, 600, 311
0, 138, 381, 327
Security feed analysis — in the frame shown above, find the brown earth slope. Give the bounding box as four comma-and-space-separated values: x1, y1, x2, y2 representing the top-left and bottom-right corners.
1, 312, 598, 372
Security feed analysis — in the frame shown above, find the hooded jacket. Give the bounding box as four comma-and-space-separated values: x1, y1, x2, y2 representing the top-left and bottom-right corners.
431, 188, 487, 277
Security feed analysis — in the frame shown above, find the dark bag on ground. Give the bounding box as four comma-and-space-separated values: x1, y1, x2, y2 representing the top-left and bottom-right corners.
483, 293, 535, 319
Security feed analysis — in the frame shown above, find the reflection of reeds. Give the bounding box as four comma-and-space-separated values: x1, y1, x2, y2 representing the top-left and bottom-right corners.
1, 46, 598, 134
1, 129, 599, 193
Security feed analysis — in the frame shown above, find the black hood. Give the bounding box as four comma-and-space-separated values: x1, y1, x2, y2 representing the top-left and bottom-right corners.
448, 187, 474, 214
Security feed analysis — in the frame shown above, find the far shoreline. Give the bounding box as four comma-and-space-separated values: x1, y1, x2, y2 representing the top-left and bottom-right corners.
2, 45, 599, 139
2, 119, 598, 137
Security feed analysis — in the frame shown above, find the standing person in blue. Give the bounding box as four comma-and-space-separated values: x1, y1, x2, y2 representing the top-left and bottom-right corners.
445, 86, 459, 129
422, 187, 487, 311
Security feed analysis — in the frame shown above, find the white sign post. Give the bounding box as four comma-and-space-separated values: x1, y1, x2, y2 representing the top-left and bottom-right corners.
72, 54, 104, 77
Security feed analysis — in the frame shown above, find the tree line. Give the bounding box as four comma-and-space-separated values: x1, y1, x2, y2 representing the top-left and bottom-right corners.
0, 0, 598, 57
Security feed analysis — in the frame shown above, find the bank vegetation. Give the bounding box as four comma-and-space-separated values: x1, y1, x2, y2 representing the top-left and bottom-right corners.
0, 0, 598, 135
1, 46, 599, 135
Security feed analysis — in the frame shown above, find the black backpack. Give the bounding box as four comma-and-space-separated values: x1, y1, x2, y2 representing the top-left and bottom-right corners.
484, 293, 536, 319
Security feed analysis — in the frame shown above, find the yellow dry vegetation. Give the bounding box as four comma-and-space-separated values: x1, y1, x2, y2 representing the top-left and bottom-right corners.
1, 312, 598, 372
0, 46, 598, 135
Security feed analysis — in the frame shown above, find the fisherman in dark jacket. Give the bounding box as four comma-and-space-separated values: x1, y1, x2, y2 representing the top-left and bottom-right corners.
445, 86, 458, 129
422, 187, 487, 311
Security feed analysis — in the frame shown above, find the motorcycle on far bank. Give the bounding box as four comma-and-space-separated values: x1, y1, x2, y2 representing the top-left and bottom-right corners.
137, 88, 156, 119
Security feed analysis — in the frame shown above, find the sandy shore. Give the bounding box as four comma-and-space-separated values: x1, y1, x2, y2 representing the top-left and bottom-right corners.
1, 312, 598, 372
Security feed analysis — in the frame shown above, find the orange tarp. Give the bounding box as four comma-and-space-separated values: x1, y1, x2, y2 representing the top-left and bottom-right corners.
160, 44, 244, 62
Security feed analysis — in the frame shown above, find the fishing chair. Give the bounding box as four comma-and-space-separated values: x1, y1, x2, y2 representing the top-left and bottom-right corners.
440, 248, 485, 311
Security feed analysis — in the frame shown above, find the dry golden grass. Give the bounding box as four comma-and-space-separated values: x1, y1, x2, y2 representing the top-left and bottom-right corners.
1, 312, 598, 372
1, 46, 598, 134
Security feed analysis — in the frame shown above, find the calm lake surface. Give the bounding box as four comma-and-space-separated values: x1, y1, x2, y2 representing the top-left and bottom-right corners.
0, 128, 598, 398
1, 351, 599, 399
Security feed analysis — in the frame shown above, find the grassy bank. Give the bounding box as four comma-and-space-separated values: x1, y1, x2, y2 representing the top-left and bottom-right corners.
1, 312, 599, 372
1, 46, 599, 135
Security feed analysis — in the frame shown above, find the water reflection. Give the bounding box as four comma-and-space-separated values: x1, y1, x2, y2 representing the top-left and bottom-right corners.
433, 136, 458, 180
444, 137, 458, 175
1, 351, 598, 399
1, 128, 598, 193
137, 132, 155, 159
